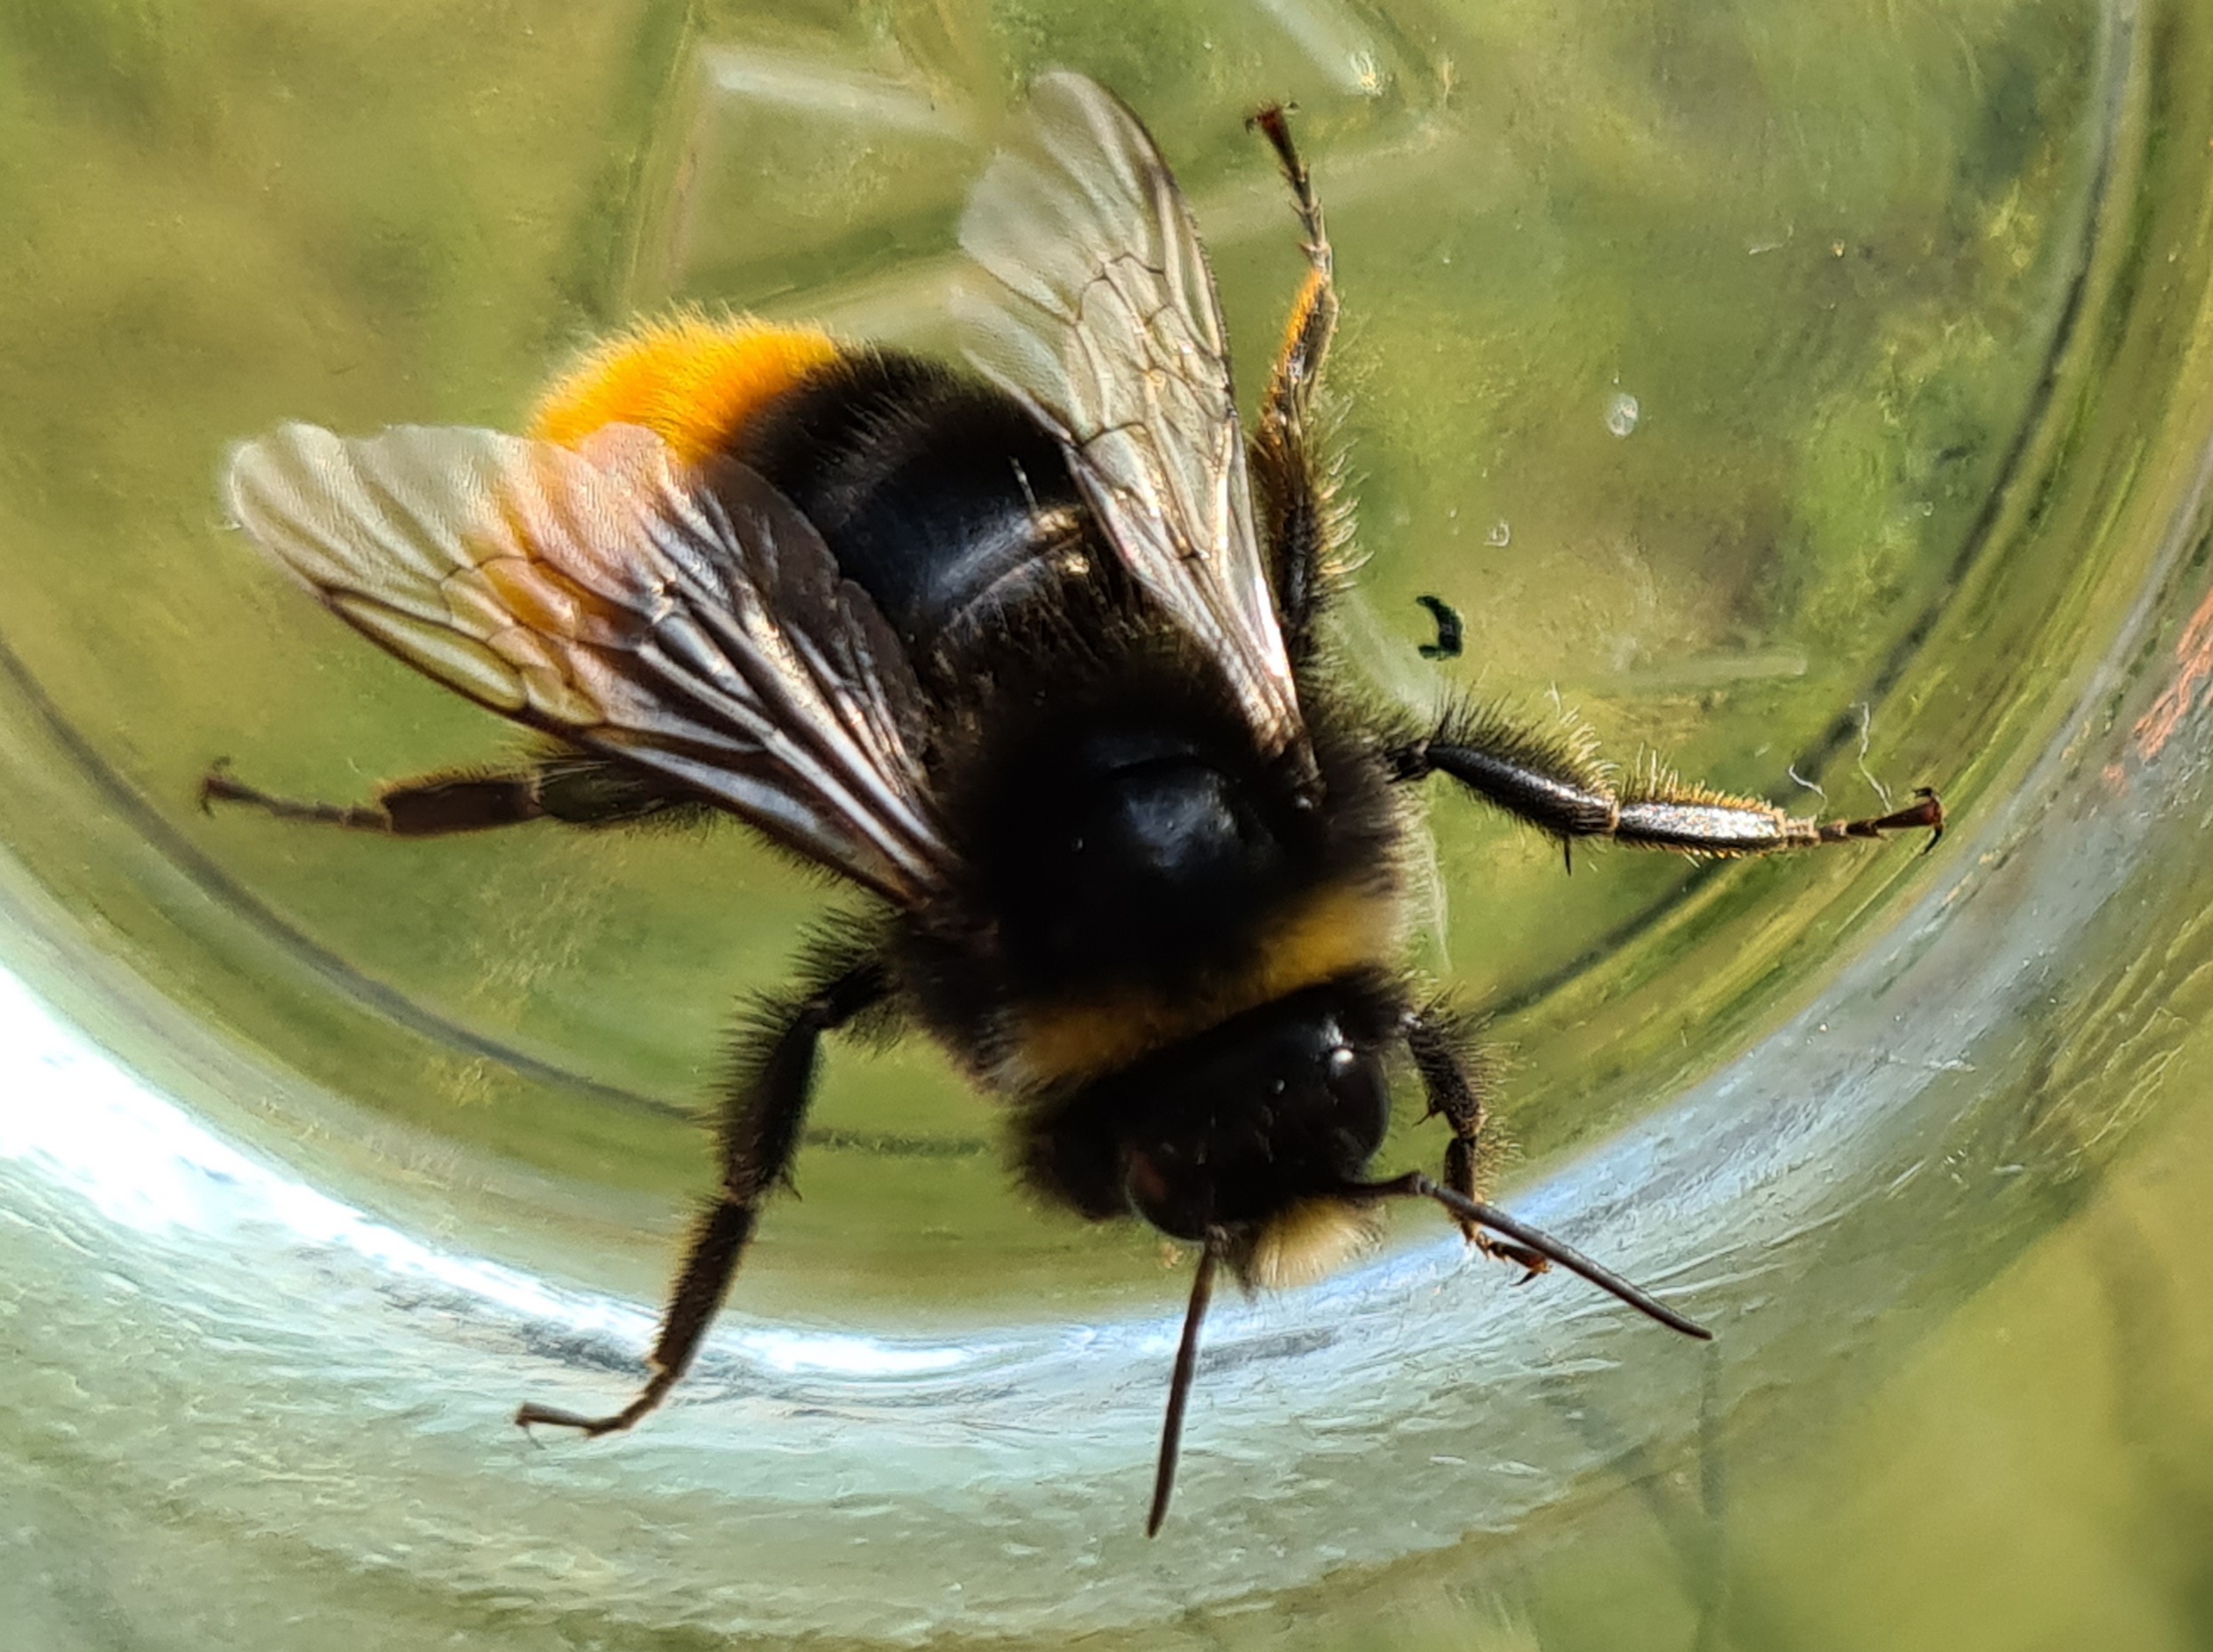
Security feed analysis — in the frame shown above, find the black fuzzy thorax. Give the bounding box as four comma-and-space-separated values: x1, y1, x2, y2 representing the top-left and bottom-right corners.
723, 348, 1126, 663
723, 347, 1409, 1088
907, 625, 1403, 1025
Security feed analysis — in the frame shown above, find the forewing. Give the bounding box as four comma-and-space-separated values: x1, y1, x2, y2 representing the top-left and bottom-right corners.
225, 420, 955, 906
956, 71, 1306, 762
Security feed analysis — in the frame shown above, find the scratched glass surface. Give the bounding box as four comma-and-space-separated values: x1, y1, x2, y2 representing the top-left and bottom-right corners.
4, 1, 2212, 1647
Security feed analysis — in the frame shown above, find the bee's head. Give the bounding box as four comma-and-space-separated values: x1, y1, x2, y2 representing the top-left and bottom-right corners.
1027, 983, 1401, 1287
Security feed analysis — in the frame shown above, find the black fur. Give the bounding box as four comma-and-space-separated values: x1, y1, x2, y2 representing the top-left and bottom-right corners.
731, 349, 1408, 1026
1022, 973, 1407, 1234
913, 635, 1403, 1010
726, 349, 1123, 662
726, 351, 1417, 1236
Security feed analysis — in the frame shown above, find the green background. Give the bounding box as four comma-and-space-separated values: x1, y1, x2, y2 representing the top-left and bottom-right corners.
7, 0, 2213, 1646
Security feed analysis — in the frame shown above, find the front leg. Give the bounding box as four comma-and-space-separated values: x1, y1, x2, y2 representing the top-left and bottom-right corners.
202, 748, 715, 837
516, 944, 893, 1436
1404, 1000, 1548, 1279
1389, 702, 1945, 861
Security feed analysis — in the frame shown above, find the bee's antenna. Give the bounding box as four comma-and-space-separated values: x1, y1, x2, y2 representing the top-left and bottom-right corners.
1146, 1233, 1223, 1536
1347, 1173, 1713, 1341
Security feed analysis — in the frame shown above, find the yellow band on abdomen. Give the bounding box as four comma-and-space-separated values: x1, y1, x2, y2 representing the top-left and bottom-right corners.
1000, 880, 1403, 1091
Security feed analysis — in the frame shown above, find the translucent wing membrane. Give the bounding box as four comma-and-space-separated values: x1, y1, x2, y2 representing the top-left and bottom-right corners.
957, 71, 1307, 764
225, 422, 955, 906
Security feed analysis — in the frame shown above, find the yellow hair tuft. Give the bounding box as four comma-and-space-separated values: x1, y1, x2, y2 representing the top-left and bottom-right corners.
530, 313, 843, 467
1232, 1197, 1386, 1291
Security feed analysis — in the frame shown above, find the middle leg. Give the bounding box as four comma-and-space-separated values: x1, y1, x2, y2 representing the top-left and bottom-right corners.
516, 940, 894, 1436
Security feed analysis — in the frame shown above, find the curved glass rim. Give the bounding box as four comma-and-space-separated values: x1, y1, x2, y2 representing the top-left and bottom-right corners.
6, 471, 2206, 1634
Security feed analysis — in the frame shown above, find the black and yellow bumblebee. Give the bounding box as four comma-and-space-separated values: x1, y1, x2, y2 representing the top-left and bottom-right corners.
209, 74, 1944, 1534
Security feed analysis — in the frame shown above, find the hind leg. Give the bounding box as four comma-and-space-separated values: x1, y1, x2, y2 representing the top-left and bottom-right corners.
200, 749, 712, 836
1248, 102, 1339, 663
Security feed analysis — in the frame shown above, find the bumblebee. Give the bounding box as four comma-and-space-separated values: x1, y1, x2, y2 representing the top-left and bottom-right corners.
207, 75, 1944, 1534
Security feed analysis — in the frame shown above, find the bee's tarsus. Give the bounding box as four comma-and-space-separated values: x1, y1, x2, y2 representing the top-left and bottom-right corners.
195, 752, 725, 837
514, 1390, 661, 1439
1406, 708, 1951, 861
1476, 1233, 1553, 1282
197, 757, 235, 815
1914, 786, 1947, 852
1410, 1008, 1500, 1253
1816, 785, 1945, 846
196, 762, 391, 833
1350, 1171, 1712, 1341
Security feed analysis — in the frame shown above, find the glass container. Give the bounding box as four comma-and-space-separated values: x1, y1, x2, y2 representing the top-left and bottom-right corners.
4, 1, 2210, 1647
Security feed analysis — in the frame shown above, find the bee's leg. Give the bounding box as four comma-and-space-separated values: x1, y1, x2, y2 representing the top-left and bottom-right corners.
1248, 102, 1338, 663
200, 750, 712, 837
1348, 1170, 1712, 1340
515, 948, 894, 1438
1404, 1000, 1546, 1277
1386, 706, 1945, 858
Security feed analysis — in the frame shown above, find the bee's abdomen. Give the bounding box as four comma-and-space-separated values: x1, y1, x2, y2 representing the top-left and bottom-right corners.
531, 321, 1103, 658
725, 349, 1101, 654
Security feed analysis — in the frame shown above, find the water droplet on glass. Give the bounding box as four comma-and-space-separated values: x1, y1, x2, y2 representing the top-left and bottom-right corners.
1606, 392, 1641, 437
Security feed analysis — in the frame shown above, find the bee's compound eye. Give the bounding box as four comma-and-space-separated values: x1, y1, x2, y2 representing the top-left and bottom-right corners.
1326, 1045, 1357, 1077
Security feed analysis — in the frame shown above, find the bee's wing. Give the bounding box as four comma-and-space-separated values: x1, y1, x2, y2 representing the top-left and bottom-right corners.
226, 420, 956, 907
956, 71, 1306, 763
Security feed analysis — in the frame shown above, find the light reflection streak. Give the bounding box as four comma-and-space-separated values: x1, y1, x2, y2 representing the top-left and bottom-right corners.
0, 964, 965, 1380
